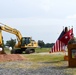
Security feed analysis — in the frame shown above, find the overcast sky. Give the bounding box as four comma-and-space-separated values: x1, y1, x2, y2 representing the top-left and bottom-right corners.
0, 0, 76, 43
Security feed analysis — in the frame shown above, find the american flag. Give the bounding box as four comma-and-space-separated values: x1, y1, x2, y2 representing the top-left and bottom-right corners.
50, 29, 65, 53
50, 40, 65, 52
50, 27, 73, 53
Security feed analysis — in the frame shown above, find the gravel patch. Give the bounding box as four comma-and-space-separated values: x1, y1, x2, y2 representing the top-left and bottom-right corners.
0, 66, 71, 75
0, 61, 73, 75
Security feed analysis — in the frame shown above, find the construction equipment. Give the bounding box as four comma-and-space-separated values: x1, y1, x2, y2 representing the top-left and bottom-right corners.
0, 30, 6, 54
0, 23, 38, 54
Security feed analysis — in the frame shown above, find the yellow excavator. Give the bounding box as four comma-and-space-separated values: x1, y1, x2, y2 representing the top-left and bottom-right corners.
0, 23, 38, 54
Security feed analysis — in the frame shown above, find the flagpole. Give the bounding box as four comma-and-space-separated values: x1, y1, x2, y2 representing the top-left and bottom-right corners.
72, 26, 73, 35
69, 26, 70, 31
63, 26, 64, 31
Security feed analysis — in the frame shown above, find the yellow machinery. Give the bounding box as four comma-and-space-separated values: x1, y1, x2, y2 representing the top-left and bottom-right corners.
0, 29, 5, 54
0, 23, 38, 54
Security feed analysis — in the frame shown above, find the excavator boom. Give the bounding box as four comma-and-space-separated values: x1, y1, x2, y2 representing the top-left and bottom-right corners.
0, 23, 22, 41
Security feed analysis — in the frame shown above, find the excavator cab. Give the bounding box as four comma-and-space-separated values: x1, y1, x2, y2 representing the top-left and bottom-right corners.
20, 37, 38, 54
21, 37, 31, 46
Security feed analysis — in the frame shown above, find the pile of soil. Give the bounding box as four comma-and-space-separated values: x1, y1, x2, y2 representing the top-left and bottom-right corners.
0, 54, 25, 62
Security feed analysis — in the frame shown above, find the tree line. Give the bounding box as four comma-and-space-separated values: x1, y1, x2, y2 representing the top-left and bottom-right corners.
38, 40, 54, 48
4, 39, 54, 48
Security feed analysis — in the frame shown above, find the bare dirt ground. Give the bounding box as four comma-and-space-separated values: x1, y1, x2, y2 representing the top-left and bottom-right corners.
0, 54, 25, 62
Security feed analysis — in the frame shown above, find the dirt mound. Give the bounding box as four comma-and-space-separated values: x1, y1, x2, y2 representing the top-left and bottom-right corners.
0, 54, 25, 62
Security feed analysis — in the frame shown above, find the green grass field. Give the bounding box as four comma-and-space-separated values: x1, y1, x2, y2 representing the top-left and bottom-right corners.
35, 48, 51, 53
23, 54, 64, 62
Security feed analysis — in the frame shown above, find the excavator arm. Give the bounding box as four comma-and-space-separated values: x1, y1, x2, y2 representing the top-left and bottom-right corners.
0, 23, 22, 46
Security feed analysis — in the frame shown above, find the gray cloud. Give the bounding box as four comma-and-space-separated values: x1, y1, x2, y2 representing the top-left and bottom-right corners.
0, 0, 76, 43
